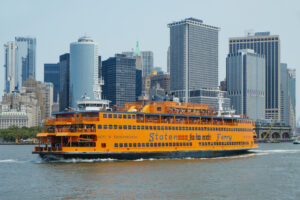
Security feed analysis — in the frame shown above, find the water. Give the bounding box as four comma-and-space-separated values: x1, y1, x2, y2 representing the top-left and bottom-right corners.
0, 144, 300, 200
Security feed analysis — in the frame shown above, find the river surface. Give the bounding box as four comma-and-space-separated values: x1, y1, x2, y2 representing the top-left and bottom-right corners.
0, 143, 299, 200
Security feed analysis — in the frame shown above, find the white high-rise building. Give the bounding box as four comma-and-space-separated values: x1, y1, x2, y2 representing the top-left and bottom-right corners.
4, 42, 17, 92
70, 36, 99, 107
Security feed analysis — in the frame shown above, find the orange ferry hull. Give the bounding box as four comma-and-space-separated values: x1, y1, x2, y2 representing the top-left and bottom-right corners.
34, 149, 250, 161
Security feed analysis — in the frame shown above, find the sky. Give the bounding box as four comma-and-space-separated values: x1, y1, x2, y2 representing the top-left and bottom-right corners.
0, 0, 299, 121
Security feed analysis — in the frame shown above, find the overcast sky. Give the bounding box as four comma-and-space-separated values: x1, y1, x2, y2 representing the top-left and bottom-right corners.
0, 0, 299, 121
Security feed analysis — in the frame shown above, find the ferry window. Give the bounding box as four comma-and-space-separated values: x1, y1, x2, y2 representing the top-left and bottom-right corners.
149, 126, 152, 130
141, 126, 144, 130
101, 143, 106, 148
145, 126, 149, 130
103, 114, 107, 118
150, 143, 153, 147
176, 142, 179, 146
169, 143, 172, 147
133, 143, 136, 147
153, 126, 156, 130
109, 125, 112, 129
161, 126, 164, 130
123, 114, 127, 119
123, 125, 127, 129
199, 142, 201, 146
137, 126, 140, 130
119, 143, 123, 147
165, 126, 168, 130
128, 115, 131, 119
218, 142, 222, 145
173, 142, 176, 146
189, 127, 192, 130
98, 125, 102, 129
114, 143, 118, 147
129, 143, 132, 147
142, 143, 145, 147
146, 143, 149, 147
192, 127, 194, 131
157, 107, 162, 111
158, 143, 161, 147
154, 143, 157, 147
108, 114, 112, 118
162, 143, 165, 147
138, 143, 141, 147
124, 143, 128, 147
114, 125, 117, 129
132, 115, 136, 119
118, 114, 122, 119
128, 125, 131, 130
114, 114, 117, 118
157, 126, 160, 130
172, 127, 175, 130
176, 127, 178, 130
104, 125, 107, 129
133, 125, 136, 130
182, 127, 185, 130
119, 125, 122, 129
179, 127, 182, 130
189, 142, 192, 146
165, 143, 168, 147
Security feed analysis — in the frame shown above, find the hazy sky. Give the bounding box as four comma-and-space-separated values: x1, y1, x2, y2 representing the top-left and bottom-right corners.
0, 0, 299, 120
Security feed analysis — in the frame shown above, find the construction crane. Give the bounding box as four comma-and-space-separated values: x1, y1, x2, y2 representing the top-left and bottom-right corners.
263, 120, 277, 142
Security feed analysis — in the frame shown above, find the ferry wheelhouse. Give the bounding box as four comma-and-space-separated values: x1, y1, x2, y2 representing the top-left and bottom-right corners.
33, 101, 257, 160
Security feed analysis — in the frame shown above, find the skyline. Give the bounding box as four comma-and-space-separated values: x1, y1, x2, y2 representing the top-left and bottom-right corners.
0, 0, 299, 119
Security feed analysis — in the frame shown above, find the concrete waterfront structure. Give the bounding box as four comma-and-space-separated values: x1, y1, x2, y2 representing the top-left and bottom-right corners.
44, 63, 60, 102
70, 36, 99, 108
255, 121, 292, 141
102, 54, 136, 107
226, 49, 265, 121
229, 32, 280, 121
168, 18, 220, 102
59, 53, 70, 111
4, 42, 18, 93
15, 37, 36, 85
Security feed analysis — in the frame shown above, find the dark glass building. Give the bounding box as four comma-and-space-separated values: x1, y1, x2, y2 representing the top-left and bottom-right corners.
136, 69, 142, 100
102, 54, 136, 107
229, 32, 280, 121
59, 53, 70, 111
44, 63, 60, 102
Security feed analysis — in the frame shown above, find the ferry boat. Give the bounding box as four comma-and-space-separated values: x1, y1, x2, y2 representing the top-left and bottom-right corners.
33, 100, 258, 160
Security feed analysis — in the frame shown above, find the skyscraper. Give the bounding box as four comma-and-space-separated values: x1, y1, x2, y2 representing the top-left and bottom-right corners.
167, 46, 170, 74
102, 54, 136, 107
70, 36, 98, 108
123, 42, 154, 77
229, 32, 280, 121
226, 49, 265, 121
168, 18, 220, 101
44, 63, 60, 102
59, 53, 70, 111
15, 37, 36, 85
280, 63, 289, 125
288, 69, 296, 134
4, 42, 17, 92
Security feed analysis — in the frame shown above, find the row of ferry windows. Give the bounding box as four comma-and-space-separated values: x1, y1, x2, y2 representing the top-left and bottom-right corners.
114, 142, 193, 148
114, 141, 249, 148
103, 114, 135, 119
98, 125, 252, 132
199, 141, 249, 146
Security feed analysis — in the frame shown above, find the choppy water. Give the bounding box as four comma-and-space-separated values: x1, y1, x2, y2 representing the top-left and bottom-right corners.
0, 144, 300, 200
